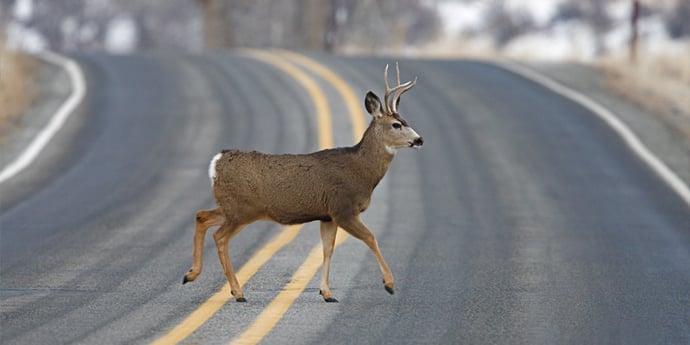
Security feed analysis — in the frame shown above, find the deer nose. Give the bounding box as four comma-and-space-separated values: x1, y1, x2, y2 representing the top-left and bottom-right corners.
413, 137, 424, 146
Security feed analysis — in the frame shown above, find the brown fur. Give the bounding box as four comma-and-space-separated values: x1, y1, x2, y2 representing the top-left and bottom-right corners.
183, 72, 422, 303
213, 126, 393, 226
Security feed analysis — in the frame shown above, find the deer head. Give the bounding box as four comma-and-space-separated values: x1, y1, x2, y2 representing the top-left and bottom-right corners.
364, 62, 423, 154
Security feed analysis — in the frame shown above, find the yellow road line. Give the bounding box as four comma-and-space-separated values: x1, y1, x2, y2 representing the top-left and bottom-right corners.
230, 52, 367, 345
150, 49, 335, 345
151, 225, 302, 345
278, 50, 367, 137
241, 50, 334, 151
231, 231, 349, 345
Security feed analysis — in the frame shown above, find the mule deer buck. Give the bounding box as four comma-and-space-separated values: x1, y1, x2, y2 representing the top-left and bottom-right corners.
183, 63, 423, 302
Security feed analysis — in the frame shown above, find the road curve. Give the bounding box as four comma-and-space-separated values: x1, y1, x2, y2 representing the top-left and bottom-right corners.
1, 51, 688, 345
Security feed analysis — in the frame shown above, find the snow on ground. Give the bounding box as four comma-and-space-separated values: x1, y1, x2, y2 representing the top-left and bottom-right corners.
105, 15, 138, 54
435, 0, 685, 61
6, 22, 47, 52
437, 1, 487, 34
12, 0, 33, 22
504, 0, 562, 27
503, 22, 596, 60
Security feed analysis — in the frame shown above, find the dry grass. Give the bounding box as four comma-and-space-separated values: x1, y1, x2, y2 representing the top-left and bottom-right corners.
339, 35, 500, 60
598, 43, 690, 139
407, 35, 499, 60
0, 35, 36, 141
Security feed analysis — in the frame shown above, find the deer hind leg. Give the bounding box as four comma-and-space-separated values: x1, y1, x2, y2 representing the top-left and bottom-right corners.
338, 215, 395, 295
319, 220, 339, 302
213, 221, 248, 302
183, 207, 225, 284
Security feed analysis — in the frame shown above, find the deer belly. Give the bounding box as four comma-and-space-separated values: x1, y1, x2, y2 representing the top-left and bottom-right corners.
266, 207, 332, 225
261, 191, 330, 224
270, 213, 333, 225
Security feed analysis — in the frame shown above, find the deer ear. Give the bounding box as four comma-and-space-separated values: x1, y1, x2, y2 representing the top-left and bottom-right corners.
364, 91, 383, 118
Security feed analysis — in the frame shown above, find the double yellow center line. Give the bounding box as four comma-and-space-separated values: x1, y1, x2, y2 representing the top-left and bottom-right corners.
152, 50, 366, 345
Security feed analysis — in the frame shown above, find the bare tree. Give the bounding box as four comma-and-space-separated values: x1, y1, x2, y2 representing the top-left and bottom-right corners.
630, 0, 640, 63
550, 0, 612, 56
197, 0, 231, 49
294, 0, 326, 50
485, 2, 534, 47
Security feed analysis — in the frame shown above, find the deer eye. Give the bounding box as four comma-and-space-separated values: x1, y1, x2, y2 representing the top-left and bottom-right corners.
392, 122, 402, 129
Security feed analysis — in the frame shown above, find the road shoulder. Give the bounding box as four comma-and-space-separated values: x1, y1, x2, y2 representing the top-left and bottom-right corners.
0, 56, 70, 169
0, 54, 88, 210
521, 61, 690, 190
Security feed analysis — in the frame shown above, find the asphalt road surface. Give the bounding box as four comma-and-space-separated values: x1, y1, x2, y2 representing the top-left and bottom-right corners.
1, 51, 688, 345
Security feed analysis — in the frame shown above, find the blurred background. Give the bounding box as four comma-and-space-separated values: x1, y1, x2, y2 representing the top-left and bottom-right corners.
1, 0, 688, 57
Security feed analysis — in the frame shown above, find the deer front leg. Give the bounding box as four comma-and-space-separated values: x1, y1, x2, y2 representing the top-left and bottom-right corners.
337, 216, 395, 295
213, 222, 247, 302
184, 207, 225, 284
319, 220, 339, 302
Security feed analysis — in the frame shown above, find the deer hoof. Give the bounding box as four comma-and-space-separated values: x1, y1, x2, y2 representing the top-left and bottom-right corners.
320, 290, 338, 302
183, 269, 197, 285
236, 297, 247, 302
384, 285, 394, 295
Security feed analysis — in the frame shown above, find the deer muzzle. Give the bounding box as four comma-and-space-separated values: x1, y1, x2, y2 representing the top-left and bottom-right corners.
411, 136, 424, 148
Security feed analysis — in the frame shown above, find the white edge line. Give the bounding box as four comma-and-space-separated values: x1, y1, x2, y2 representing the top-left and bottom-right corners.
0, 51, 86, 185
495, 59, 690, 209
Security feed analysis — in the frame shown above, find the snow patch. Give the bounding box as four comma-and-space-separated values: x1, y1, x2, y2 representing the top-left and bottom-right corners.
105, 15, 138, 53
6, 22, 47, 52
505, 0, 562, 27
437, 1, 486, 34
13, 0, 33, 22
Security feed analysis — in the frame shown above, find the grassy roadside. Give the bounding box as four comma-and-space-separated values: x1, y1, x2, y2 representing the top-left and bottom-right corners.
598, 45, 690, 140
0, 35, 36, 142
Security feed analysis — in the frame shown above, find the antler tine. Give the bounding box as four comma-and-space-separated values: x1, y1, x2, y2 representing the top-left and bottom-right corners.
383, 64, 392, 114
382, 62, 416, 114
390, 76, 417, 114
384, 64, 391, 91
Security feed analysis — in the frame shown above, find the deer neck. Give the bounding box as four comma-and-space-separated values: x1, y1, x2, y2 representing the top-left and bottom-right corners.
353, 123, 395, 188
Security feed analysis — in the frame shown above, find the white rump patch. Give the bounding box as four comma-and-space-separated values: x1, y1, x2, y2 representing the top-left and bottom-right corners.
208, 153, 222, 184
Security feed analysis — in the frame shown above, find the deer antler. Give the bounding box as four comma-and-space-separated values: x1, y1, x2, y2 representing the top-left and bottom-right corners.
383, 62, 417, 115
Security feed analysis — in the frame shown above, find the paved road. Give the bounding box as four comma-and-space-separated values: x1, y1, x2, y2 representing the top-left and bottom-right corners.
1, 52, 688, 345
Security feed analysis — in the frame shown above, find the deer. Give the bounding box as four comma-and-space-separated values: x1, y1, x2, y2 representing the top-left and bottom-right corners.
182, 63, 423, 303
